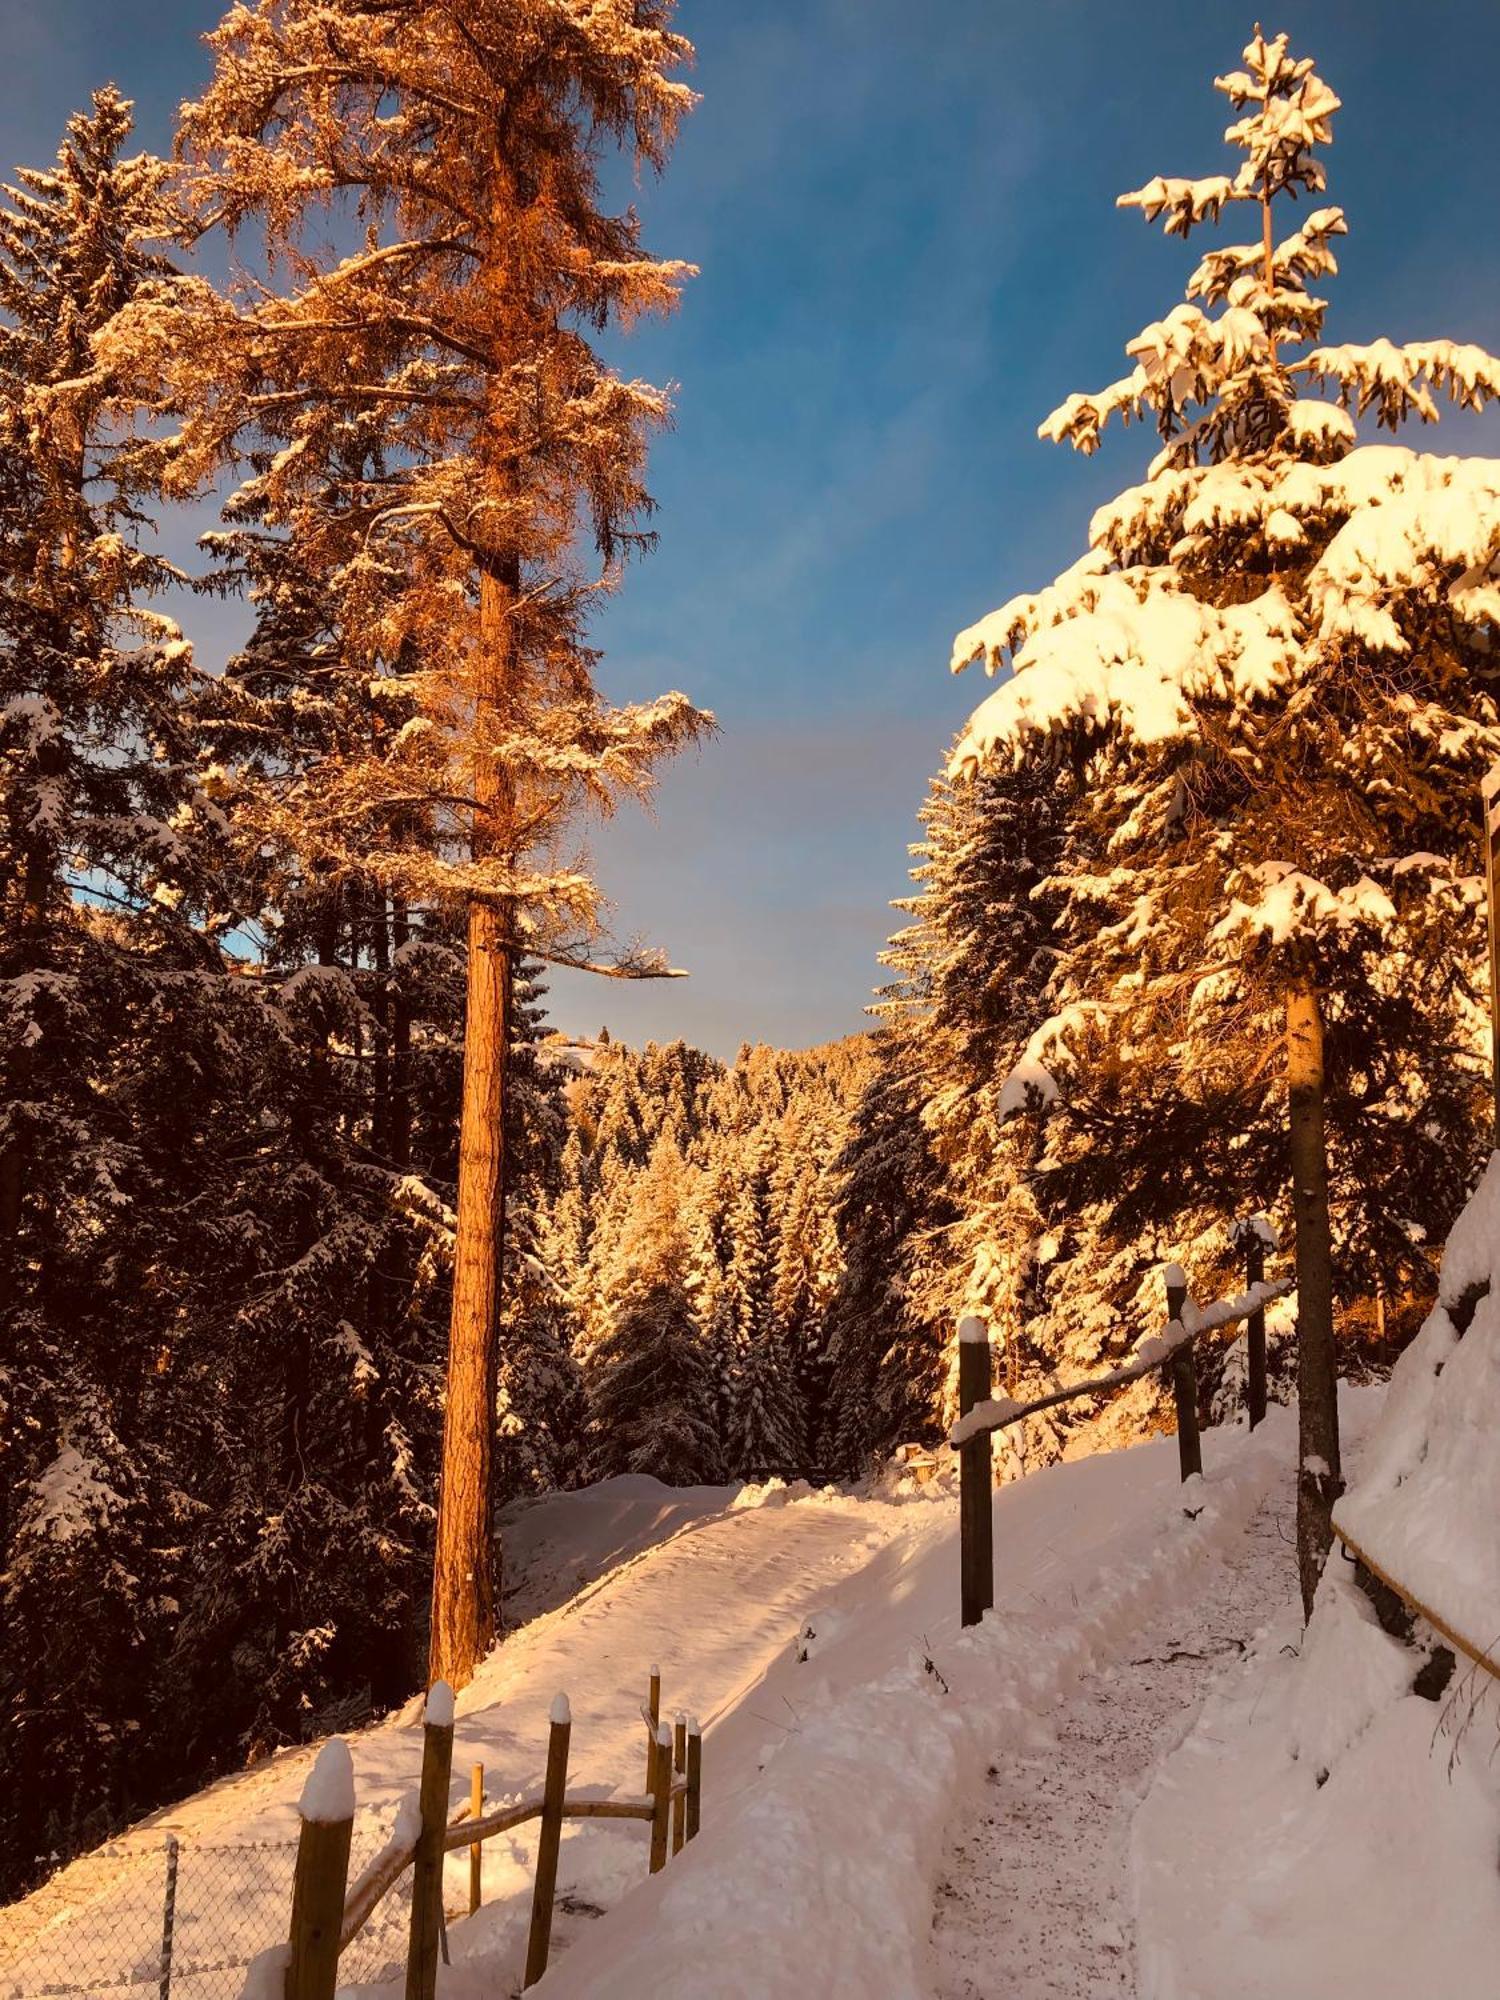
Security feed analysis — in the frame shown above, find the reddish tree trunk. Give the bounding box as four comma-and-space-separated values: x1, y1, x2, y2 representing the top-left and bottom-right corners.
1286, 971, 1342, 1618
428, 559, 517, 1688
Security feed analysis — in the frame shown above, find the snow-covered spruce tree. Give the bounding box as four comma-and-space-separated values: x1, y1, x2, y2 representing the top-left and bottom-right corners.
0, 93, 238, 1890
820, 1029, 955, 1472
722, 1134, 803, 1477
880, 761, 1080, 1423
770, 1138, 836, 1455
550, 1032, 877, 1482
947, 28, 1500, 1611
0, 88, 211, 1324
124, 0, 712, 1686
585, 1135, 719, 1484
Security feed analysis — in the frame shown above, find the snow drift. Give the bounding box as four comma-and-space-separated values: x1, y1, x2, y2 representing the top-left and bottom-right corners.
1133, 1156, 1500, 1997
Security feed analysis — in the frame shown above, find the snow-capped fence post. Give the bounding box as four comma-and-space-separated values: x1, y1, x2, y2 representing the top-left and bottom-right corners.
522, 1695, 572, 1989
685, 1718, 702, 1842
405, 1684, 454, 2000
468, 1762, 484, 1915
957, 1315, 995, 1627
671, 1712, 688, 1855
644, 1664, 661, 1794
287, 1740, 355, 2000
1232, 1219, 1270, 1429
1164, 1269, 1202, 1483
648, 1720, 673, 1874
157, 1833, 179, 2000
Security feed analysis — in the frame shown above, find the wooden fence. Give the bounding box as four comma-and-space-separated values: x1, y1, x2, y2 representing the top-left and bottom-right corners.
281, 1665, 701, 2000
949, 1221, 1293, 1627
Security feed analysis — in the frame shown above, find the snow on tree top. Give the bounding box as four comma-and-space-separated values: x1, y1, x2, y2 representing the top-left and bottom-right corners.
1006, 23, 1499, 475
19, 1446, 126, 1546
1232, 1213, 1281, 1251
949, 449, 1500, 779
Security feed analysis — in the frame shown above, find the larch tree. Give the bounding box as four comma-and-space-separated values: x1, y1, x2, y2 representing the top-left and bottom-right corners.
947, 26, 1500, 1611
122, 0, 711, 1685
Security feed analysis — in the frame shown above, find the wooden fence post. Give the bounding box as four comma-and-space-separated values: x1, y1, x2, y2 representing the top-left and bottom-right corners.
287, 1739, 355, 2000
1164, 1267, 1202, 1482
405, 1684, 455, 2000
158, 1834, 179, 2000
685, 1718, 702, 1842
644, 1664, 661, 1794
468, 1762, 484, 1916
958, 1315, 995, 1628
523, 1696, 572, 1990
648, 1721, 672, 1875
1234, 1218, 1270, 1430
671, 1713, 687, 1855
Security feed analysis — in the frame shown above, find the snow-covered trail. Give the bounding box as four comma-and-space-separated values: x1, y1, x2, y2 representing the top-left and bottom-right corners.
931, 1389, 1378, 2000
932, 1488, 1295, 1997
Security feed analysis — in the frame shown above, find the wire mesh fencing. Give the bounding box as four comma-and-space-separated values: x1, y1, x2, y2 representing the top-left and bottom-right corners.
0, 1808, 412, 2000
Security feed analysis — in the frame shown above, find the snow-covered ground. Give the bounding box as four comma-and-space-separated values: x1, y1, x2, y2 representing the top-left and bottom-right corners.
1132, 1161, 1500, 2000
934, 1475, 1300, 1996
8, 1375, 1497, 2000
4, 1430, 1285, 1999
1, 1472, 928, 1998
541, 1414, 1290, 2000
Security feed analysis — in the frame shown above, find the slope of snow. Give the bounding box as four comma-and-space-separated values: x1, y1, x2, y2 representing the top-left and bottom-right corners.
528, 1419, 1290, 2000
1131, 1578, 1500, 2000
1333, 1152, 1500, 1647
499, 1472, 739, 1626
1132, 1163, 1500, 1998
1, 1475, 914, 1997
7, 1419, 1363, 2000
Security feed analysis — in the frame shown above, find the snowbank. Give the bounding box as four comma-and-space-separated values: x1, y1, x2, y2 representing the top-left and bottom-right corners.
1333, 1152, 1500, 1655
1133, 1161, 1500, 1997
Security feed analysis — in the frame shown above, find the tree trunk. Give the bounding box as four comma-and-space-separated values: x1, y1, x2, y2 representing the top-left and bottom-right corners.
428, 557, 517, 1688
1286, 971, 1342, 1619
390, 896, 412, 1173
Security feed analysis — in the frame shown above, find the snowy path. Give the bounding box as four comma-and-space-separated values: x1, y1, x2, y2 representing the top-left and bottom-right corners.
931, 1487, 1295, 1998
931, 1391, 1378, 2000
8, 1411, 1379, 2000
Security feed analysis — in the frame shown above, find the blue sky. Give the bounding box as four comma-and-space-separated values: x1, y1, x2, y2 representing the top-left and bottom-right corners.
8, 0, 1500, 1055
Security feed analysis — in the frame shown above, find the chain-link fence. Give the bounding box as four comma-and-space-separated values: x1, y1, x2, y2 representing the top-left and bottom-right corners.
0, 1808, 414, 1999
